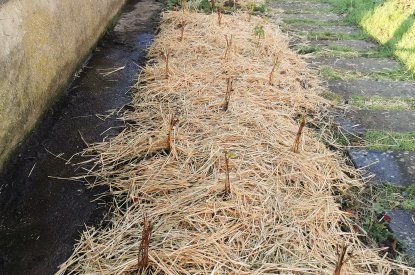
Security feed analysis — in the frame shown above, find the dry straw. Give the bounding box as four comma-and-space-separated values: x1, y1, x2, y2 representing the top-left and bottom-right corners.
57, 11, 415, 275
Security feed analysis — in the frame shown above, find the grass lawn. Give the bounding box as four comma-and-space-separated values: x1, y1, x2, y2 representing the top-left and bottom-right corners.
323, 0, 415, 74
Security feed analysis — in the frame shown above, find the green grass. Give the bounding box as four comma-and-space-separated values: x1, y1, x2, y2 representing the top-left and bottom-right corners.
320, 66, 415, 81
293, 41, 397, 58
334, 181, 412, 258
294, 44, 362, 57
282, 7, 332, 14
294, 45, 320, 54
323, 0, 415, 75
255, 3, 268, 12
360, 183, 415, 253
319, 66, 343, 80
350, 96, 415, 111
328, 45, 353, 52
319, 90, 342, 103
307, 30, 368, 40
282, 18, 347, 26
365, 130, 415, 151
372, 183, 415, 211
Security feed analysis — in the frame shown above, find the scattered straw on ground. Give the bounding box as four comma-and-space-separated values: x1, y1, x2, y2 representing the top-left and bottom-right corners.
57, 11, 415, 275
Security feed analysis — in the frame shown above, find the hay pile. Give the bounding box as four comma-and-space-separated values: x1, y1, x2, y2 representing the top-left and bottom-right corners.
57, 11, 414, 274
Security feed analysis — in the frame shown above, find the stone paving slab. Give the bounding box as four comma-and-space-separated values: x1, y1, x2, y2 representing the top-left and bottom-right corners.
348, 149, 415, 185
334, 114, 366, 135
308, 57, 402, 73
271, 2, 332, 11
306, 40, 378, 52
387, 210, 415, 257
345, 109, 415, 132
279, 13, 341, 22
327, 79, 415, 98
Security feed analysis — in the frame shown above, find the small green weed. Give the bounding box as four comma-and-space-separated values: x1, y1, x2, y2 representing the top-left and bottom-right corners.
294, 45, 320, 54
320, 90, 342, 103
320, 66, 343, 80
254, 25, 265, 44
254, 3, 268, 13
402, 199, 415, 210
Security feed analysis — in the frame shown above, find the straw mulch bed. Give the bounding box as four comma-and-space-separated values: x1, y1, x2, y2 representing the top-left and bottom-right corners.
57, 11, 415, 274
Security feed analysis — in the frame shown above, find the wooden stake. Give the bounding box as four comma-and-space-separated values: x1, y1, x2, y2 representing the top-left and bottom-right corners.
179, 20, 186, 42
138, 214, 153, 270
167, 114, 179, 152
161, 49, 171, 79
292, 115, 306, 153
334, 243, 353, 275
223, 77, 233, 111
223, 35, 233, 59
224, 151, 231, 196
217, 10, 222, 26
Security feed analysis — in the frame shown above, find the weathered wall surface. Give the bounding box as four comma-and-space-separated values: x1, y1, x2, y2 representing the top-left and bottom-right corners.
0, 0, 126, 171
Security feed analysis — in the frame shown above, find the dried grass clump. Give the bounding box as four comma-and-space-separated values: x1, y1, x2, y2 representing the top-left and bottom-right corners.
57, 11, 415, 274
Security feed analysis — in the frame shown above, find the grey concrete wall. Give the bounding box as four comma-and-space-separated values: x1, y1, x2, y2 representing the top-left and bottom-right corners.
0, 0, 126, 171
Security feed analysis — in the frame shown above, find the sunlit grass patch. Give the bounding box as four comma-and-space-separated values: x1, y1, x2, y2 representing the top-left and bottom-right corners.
325, 0, 415, 75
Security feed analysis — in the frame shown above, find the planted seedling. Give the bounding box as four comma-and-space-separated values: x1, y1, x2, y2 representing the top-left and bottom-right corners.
292, 115, 306, 153
137, 214, 153, 271
179, 19, 187, 42
268, 59, 279, 85
161, 49, 171, 79
224, 150, 231, 197
254, 25, 264, 45
167, 114, 179, 152
223, 77, 233, 111
224, 34, 233, 59
333, 243, 353, 275
217, 9, 223, 26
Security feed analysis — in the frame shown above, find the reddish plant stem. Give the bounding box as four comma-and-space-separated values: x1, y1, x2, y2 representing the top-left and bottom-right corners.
224, 151, 231, 196
223, 34, 233, 59
334, 244, 350, 275
217, 10, 222, 26
161, 49, 171, 79
180, 20, 186, 42
167, 114, 179, 152
293, 116, 306, 153
223, 77, 233, 111
138, 215, 153, 270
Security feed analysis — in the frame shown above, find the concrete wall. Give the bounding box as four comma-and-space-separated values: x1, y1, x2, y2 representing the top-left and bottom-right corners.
0, 0, 126, 171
